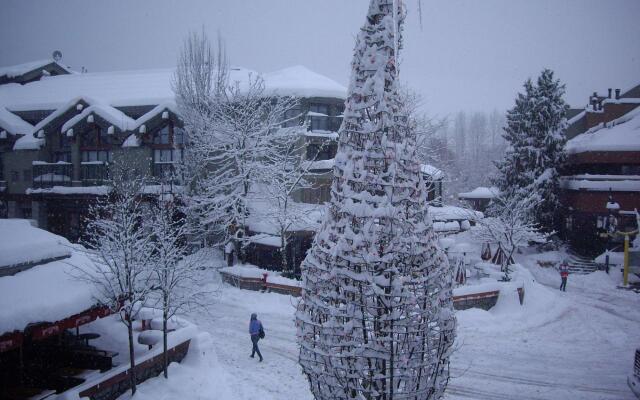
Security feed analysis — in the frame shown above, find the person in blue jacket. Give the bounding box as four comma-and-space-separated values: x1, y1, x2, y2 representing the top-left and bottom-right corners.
249, 313, 264, 362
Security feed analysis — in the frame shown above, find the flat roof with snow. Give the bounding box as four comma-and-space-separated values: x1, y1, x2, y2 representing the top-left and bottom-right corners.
0, 65, 346, 112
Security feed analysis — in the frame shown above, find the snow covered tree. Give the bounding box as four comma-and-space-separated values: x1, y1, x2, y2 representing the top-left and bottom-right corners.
79, 170, 154, 396
296, 2, 455, 399
174, 31, 299, 255
472, 193, 547, 281
260, 123, 323, 277
493, 69, 568, 232
148, 199, 208, 378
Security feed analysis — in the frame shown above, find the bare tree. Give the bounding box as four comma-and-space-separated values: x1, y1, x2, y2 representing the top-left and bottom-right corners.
174, 30, 299, 257
79, 171, 154, 395
148, 198, 209, 378
472, 193, 547, 280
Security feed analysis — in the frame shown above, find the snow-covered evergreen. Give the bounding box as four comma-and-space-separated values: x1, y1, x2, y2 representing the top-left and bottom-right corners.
296, 1, 455, 399
493, 69, 568, 232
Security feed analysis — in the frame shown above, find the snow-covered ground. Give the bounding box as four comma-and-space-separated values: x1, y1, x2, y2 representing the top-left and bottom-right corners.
123, 248, 640, 400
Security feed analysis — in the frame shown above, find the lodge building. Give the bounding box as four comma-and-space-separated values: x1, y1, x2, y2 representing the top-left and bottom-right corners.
560, 82, 640, 256
0, 59, 346, 243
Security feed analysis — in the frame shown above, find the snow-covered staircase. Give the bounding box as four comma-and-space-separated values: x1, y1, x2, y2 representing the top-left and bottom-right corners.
567, 250, 599, 275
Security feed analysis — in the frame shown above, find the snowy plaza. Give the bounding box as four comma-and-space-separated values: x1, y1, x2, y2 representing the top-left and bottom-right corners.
1, 1, 640, 399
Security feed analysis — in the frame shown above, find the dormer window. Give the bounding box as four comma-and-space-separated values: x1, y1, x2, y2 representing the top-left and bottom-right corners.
154, 125, 170, 145
82, 126, 110, 148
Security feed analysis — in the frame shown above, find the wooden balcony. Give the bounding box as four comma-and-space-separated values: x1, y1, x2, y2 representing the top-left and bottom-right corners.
32, 162, 72, 189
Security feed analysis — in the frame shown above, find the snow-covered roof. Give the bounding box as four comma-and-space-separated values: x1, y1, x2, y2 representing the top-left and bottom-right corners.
61, 102, 136, 133
0, 65, 346, 113
263, 66, 347, 99
420, 164, 444, 180
566, 106, 640, 154
0, 59, 74, 80
458, 186, 500, 199
0, 251, 98, 335
0, 106, 33, 136
0, 219, 71, 270
429, 205, 482, 222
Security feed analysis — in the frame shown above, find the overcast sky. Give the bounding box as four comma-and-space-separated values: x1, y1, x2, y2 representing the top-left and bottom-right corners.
1, 0, 639, 116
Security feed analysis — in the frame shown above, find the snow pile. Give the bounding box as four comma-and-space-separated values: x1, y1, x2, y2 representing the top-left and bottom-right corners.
0, 219, 72, 269
429, 205, 482, 222
219, 264, 301, 287
458, 186, 500, 199
566, 105, 640, 154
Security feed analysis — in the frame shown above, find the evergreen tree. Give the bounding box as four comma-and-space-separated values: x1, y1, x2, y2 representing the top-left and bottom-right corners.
296, 1, 455, 399
493, 69, 568, 232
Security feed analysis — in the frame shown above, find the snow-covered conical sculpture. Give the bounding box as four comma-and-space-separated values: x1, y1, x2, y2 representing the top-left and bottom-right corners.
296, 1, 455, 399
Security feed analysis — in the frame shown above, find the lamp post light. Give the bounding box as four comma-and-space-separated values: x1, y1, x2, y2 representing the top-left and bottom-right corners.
603, 192, 620, 274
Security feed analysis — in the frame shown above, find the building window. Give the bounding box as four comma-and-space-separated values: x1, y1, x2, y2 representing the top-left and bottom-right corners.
306, 143, 335, 161
309, 104, 329, 115
82, 126, 110, 147
154, 125, 171, 145
283, 107, 302, 127
55, 151, 72, 163
11, 170, 19, 183
154, 149, 182, 164
82, 150, 112, 163
23, 169, 32, 182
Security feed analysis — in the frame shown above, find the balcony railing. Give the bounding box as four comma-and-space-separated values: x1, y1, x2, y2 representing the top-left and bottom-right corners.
81, 161, 109, 186
32, 162, 72, 189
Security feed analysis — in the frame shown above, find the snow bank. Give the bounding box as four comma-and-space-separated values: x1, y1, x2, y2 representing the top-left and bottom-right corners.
0, 219, 71, 269
219, 264, 302, 287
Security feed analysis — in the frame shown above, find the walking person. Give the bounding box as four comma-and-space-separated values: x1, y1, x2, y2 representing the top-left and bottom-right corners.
249, 313, 264, 362
559, 260, 569, 292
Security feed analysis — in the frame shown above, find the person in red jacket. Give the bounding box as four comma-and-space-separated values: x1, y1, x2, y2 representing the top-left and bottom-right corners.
559, 261, 569, 291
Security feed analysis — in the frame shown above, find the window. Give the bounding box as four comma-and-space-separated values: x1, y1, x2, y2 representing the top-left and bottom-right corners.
154, 125, 170, 145
23, 169, 32, 182
55, 151, 71, 163
82, 126, 110, 148
82, 150, 112, 163
283, 108, 302, 127
154, 149, 183, 163
307, 143, 334, 161
10, 171, 19, 183
309, 104, 329, 115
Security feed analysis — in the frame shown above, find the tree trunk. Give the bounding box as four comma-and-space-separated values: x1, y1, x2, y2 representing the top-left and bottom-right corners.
163, 303, 168, 379
127, 318, 137, 395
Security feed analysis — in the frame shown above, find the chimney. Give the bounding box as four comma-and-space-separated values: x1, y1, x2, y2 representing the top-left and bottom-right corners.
591, 98, 597, 111
598, 100, 603, 111
593, 91, 598, 98
615, 89, 621, 100
608, 88, 612, 99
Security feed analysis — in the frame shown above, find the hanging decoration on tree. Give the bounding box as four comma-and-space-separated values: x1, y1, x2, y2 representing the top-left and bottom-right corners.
296, 1, 455, 399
